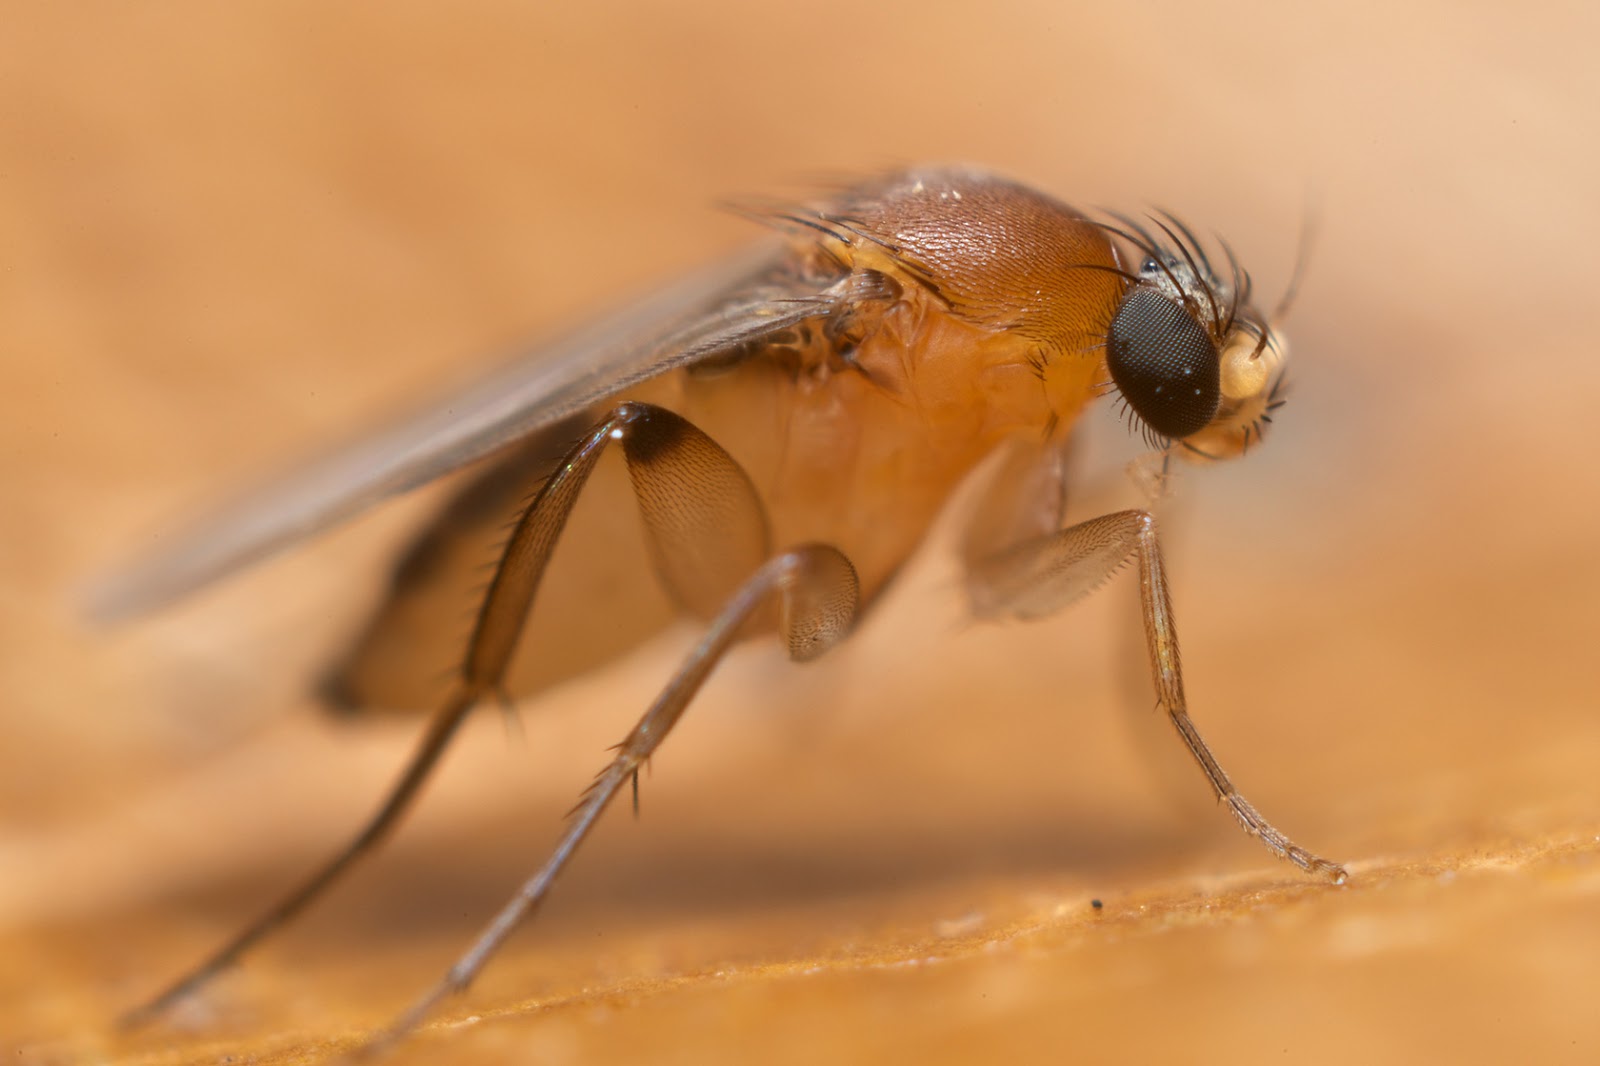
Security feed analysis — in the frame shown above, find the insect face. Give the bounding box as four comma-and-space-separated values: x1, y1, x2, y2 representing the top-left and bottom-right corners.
1105, 243, 1288, 459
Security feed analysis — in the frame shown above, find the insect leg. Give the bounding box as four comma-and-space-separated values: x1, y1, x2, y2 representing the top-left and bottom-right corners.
965, 509, 1346, 882
362, 543, 860, 1054
120, 645, 481, 1028
125, 401, 772, 1026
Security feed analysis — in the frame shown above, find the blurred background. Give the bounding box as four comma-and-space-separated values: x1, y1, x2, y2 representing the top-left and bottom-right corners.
3, 2, 1597, 1063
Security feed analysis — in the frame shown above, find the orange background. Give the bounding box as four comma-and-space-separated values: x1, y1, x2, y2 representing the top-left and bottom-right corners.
3, 3, 1598, 1064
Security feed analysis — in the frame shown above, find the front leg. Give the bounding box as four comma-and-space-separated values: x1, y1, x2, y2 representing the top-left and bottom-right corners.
967, 509, 1346, 882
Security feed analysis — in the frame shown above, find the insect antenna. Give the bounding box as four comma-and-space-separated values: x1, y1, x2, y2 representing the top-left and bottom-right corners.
1270, 203, 1320, 329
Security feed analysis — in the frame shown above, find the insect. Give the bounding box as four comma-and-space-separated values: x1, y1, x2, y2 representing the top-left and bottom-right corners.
100, 166, 1345, 1052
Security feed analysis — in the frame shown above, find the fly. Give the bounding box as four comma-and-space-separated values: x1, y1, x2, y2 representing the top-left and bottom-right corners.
100, 166, 1343, 1053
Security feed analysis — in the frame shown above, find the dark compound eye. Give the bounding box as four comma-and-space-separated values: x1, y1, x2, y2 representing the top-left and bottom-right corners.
1106, 288, 1221, 440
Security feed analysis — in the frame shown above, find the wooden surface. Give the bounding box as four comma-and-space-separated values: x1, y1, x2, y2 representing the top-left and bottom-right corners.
4, 3, 1598, 1064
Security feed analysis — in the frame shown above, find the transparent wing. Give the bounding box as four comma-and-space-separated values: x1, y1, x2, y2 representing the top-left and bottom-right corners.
91, 240, 837, 620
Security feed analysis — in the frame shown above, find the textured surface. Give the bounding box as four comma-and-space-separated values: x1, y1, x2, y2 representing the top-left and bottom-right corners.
4, 3, 1598, 1064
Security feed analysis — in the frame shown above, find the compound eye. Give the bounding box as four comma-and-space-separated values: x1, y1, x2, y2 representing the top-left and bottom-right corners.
1106, 288, 1221, 440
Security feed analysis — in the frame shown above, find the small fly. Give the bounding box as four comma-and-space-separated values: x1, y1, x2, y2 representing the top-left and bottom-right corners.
99, 166, 1343, 1053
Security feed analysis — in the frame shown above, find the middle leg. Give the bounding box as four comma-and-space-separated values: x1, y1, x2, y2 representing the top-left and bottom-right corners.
365, 541, 861, 1052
